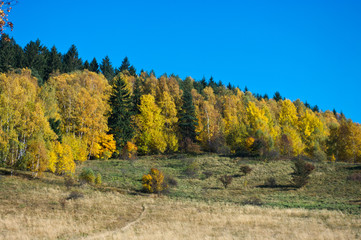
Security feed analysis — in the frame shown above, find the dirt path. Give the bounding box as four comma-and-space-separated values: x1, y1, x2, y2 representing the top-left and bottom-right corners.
81, 203, 147, 240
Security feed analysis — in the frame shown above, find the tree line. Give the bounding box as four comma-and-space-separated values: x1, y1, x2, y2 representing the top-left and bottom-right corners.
0, 35, 360, 177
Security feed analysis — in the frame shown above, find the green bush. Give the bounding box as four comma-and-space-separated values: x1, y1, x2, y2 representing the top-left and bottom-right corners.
291, 158, 315, 188
184, 160, 200, 178
79, 168, 95, 184
95, 173, 102, 185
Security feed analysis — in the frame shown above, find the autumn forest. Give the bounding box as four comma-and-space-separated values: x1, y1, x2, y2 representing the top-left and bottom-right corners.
0, 35, 360, 178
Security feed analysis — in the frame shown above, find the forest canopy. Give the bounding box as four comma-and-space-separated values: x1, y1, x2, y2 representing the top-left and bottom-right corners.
0, 35, 360, 176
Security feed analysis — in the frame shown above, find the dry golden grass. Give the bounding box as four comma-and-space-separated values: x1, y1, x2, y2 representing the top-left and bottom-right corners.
0, 175, 360, 240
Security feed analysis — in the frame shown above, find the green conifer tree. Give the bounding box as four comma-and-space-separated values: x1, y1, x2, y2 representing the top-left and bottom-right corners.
100, 55, 115, 82
62, 44, 83, 73
108, 75, 135, 153
44, 46, 62, 81
179, 77, 198, 142
89, 57, 99, 73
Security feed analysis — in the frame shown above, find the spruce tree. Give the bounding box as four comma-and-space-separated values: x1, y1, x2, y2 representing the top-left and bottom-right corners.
132, 78, 142, 114
129, 65, 137, 77
179, 77, 198, 142
100, 56, 115, 82
83, 60, 90, 70
119, 56, 130, 72
273, 91, 282, 102
44, 46, 62, 81
108, 75, 134, 153
24, 39, 49, 84
62, 44, 83, 73
89, 57, 99, 73
0, 34, 17, 72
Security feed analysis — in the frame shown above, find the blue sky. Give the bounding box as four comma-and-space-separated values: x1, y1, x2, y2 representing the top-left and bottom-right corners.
6, 0, 361, 123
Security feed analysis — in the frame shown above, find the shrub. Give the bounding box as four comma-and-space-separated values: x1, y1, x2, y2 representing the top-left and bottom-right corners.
347, 173, 361, 182
313, 149, 327, 162
184, 160, 200, 178
64, 174, 76, 189
66, 190, 84, 200
202, 170, 213, 179
142, 168, 168, 194
240, 165, 252, 176
122, 141, 138, 160
95, 173, 102, 185
180, 138, 201, 154
264, 177, 277, 187
79, 168, 95, 185
291, 158, 315, 188
219, 175, 233, 189
165, 175, 178, 187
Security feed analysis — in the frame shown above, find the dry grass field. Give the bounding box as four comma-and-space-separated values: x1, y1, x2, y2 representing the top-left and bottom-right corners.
0, 171, 360, 240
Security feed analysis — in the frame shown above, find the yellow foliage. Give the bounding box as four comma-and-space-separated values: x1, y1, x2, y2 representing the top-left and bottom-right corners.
92, 133, 116, 160
122, 141, 138, 160
62, 134, 87, 162
48, 70, 111, 158
135, 94, 167, 154
245, 137, 255, 150
142, 168, 167, 193
279, 99, 298, 127
48, 141, 76, 175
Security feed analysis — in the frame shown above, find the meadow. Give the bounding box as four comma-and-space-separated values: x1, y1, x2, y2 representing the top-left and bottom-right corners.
1, 155, 360, 239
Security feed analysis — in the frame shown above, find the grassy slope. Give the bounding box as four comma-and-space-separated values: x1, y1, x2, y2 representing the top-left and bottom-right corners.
1, 155, 361, 239
83, 154, 361, 214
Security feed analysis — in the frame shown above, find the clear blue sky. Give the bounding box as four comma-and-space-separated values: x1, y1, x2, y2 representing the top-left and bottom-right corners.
6, 0, 361, 123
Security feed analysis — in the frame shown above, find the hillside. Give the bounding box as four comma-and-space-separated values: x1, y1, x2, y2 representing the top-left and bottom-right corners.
1, 154, 361, 239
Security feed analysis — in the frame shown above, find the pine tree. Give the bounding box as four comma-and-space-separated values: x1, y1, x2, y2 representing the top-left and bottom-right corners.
129, 65, 137, 77
273, 91, 282, 102
132, 78, 142, 114
108, 75, 135, 152
83, 60, 90, 70
44, 46, 62, 81
100, 55, 115, 82
62, 44, 83, 73
24, 39, 49, 85
89, 57, 99, 73
119, 56, 130, 72
0, 34, 16, 72
179, 77, 198, 142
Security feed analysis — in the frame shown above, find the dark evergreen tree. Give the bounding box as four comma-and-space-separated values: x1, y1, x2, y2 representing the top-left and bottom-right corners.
312, 105, 319, 112
100, 55, 115, 82
244, 86, 249, 93
273, 91, 282, 102
263, 94, 269, 100
62, 44, 83, 73
0, 35, 18, 72
227, 82, 234, 90
129, 65, 137, 77
83, 60, 90, 70
108, 75, 134, 153
179, 77, 198, 142
89, 57, 99, 73
44, 46, 62, 81
119, 56, 130, 72
49, 118, 62, 142
13, 42, 25, 69
305, 101, 311, 109
24, 39, 49, 85
333, 108, 337, 116
208, 76, 217, 90
132, 78, 142, 114
194, 77, 207, 94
